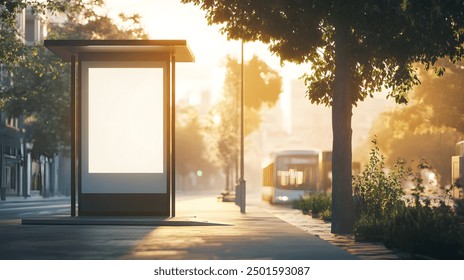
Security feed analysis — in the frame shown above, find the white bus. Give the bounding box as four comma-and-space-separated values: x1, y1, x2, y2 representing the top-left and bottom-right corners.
261, 150, 333, 204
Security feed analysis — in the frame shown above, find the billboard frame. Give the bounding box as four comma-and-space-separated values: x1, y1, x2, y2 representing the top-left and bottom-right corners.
45, 40, 194, 217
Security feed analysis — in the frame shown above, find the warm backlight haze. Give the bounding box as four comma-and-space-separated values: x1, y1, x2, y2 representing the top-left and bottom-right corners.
101, 0, 397, 188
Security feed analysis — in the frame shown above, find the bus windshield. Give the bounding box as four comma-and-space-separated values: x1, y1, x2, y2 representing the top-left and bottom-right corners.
276, 155, 318, 190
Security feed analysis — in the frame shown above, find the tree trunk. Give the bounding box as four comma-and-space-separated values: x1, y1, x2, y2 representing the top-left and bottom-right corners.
331, 22, 355, 234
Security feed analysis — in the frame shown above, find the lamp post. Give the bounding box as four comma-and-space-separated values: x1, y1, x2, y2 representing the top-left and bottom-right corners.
239, 39, 246, 213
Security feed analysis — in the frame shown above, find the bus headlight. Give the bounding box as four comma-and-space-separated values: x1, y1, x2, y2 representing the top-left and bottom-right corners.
278, 196, 289, 202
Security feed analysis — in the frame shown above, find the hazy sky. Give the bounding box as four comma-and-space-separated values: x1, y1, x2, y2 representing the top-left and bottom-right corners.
103, 0, 309, 105
99, 0, 400, 188
102, 0, 396, 156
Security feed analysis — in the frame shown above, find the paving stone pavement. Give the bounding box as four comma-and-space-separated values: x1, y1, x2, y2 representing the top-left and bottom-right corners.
267, 206, 412, 259
122, 195, 358, 260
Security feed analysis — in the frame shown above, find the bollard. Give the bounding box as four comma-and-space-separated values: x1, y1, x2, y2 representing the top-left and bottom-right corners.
235, 183, 240, 206
0, 187, 6, 201
239, 179, 246, 213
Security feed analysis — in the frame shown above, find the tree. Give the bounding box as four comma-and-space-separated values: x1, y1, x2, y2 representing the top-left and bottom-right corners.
182, 0, 464, 233
223, 55, 282, 134
356, 58, 464, 187
1, 0, 148, 157
2, 46, 71, 157
1, 1, 103, 65
176, 104, 217, 189
47, 10, 148, 40
410, 59, 464, 134
210, 55, 281, 189
0, 1, 92, 156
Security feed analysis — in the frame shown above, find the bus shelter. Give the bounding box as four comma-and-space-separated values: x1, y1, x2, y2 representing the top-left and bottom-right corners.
45, 40, 194, 217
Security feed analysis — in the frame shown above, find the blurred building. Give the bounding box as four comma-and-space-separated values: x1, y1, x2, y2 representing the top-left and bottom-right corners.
288, 80, 332, 151
0, 7, 63, 200
258, 79, 333, 157
0, 113, 26, 199
452, 140, 464, 197
16, 7, 47, 45
287, 79, 395, 162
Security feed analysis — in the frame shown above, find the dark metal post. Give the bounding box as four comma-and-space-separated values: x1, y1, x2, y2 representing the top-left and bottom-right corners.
239, 40, 246, 213
171, 55, 176, 218
235, 55, 240, 192
0, 132, 4, 201
77, 56, 82, 215
22, 138, 28, 198
70, 55, 76, 217
166, 55, 171, 218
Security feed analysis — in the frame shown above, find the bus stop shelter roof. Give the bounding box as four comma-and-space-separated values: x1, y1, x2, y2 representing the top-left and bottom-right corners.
44, 40, 195, 62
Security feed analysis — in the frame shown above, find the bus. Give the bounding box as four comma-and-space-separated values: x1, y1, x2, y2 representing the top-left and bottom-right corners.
261, 150, 333, 204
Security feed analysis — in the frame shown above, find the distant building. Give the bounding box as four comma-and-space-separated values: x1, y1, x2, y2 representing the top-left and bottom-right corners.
0, 7, 61, 200
16, 7, 47, 46
452, 141, 464, 197
288, 80, 332, 151
0, 113, 26, 199
259, 79, 333, 156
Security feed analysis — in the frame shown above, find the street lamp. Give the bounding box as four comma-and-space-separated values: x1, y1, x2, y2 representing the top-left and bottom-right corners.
239, 39, 246, 213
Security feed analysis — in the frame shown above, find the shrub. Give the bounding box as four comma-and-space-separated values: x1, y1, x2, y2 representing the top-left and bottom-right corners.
299, 193, 332, 218
292, 199, 301, 209
354, 138, 464, 259
353, 138, 408, 220
354, 213, 386, 242
384, 202, 464, 259
320, 209, 332, 222
310, 193, 331, 215
299, 196, 311, 214
353, 139, 408, 241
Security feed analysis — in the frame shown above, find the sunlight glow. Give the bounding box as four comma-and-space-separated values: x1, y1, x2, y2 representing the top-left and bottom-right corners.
212, 114, 221, 126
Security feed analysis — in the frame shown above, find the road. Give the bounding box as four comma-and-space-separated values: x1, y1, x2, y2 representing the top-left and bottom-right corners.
0, 197, 71, 222
0, 191, 260, 222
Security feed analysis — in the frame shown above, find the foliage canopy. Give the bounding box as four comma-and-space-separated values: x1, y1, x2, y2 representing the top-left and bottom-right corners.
183, 0, 464, 233
183, 0, 464, 105
0, 0, 148, 157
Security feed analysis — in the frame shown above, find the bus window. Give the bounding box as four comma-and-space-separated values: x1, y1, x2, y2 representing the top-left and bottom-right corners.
276, 155, 318, 190
278, 170, 289, 186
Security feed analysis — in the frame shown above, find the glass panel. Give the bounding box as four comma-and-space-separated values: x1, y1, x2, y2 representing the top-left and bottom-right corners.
276, 155, 318, 189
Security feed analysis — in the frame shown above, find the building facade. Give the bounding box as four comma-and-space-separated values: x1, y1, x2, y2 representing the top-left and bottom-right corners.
0, 113, 26, 199
0, 7, 68, 200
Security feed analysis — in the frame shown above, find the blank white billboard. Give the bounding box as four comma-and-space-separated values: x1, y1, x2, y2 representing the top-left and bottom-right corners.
81, 61, 167, 194
88, 67, 164, 173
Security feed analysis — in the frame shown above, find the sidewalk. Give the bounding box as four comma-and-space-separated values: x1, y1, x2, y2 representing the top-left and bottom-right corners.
124, 195, 358, 260
268, 206, 410, 260
0, 194, 69, 204
0, 192, 405, 260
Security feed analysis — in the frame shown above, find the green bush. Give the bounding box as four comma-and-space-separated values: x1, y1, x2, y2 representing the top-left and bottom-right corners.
292, 199, 301, 209
353, 139, 407, 242
354, 213, 386, 242
310, 193, 331, 215
384, 202, 464, 258
320, 209, 332, 222
353, 138, 408, 219
354, 138, 464, 259
299, 196, 311, 214
299, 193, 332, 218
